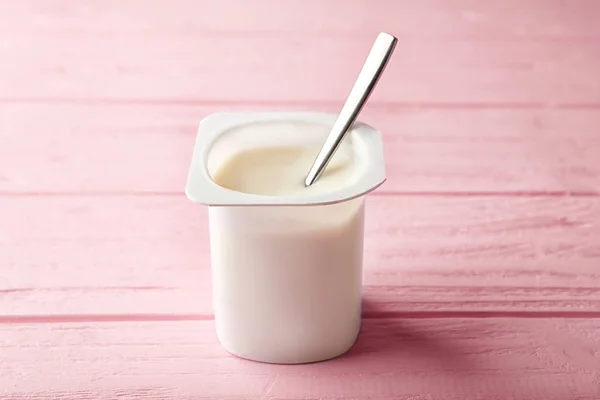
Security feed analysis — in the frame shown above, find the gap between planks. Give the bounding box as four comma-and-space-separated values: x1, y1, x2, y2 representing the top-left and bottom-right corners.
4, 310, 600, 325
4, 98, 600, 109
1, 191, 600, 197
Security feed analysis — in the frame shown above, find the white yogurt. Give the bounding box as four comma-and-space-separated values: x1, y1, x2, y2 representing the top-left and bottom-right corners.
209, 146, 364, 364
213, 146, 355, 197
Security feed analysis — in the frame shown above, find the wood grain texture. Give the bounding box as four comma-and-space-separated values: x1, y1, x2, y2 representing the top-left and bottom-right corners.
2, 0, 600, 397
1, 319, 600, 398
3, 0, 600, 39
1, 34, 600, 103
1, 196, 598, 317
1, 104, 599, 194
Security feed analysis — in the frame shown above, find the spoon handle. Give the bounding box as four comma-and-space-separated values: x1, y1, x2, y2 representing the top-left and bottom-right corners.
304, 32, 397, 187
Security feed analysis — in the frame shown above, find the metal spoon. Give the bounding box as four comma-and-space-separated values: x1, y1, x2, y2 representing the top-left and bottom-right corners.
304, 32, 397, 187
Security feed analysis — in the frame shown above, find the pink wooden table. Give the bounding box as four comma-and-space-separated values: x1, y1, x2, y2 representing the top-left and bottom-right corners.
1, 1, 600, 398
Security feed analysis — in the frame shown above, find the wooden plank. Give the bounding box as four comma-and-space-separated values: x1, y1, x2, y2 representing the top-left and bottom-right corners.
1, 196, 598, 316
1, 318, 599, 398
1, 104, 599, 194
2, 0, 599, 39
1, 34, 599, 103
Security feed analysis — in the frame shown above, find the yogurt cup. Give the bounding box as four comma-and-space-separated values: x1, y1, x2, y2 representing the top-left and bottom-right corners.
186, 111, 386, 364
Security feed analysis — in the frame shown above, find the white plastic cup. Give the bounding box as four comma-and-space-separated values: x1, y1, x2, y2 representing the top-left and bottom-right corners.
186, 112, 386, 364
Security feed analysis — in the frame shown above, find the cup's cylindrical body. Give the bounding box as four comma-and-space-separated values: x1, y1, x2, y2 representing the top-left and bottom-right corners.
186, 112, 386, 363
208, 197, 365, 364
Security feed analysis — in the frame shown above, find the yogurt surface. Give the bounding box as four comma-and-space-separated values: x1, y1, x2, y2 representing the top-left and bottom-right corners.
212, 146, 355, 196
